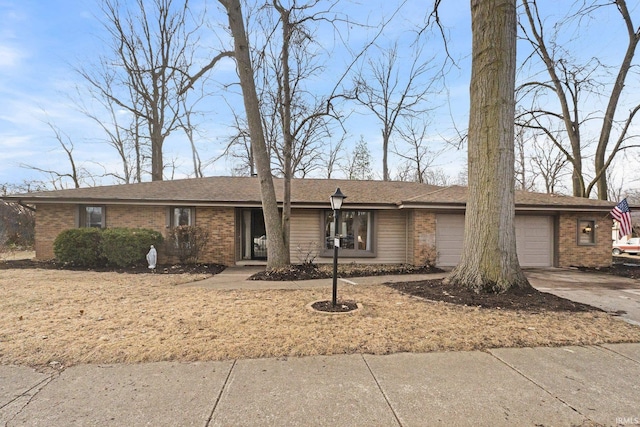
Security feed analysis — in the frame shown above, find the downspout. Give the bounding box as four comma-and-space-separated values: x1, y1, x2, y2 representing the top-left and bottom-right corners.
405, 211, 409, 264
398, 203, 410, 265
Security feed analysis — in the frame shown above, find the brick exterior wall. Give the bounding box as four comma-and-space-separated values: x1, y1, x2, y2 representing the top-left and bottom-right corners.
557, 213, 611, 268
411, 210, 437, 266
35, 203, 610, 268
34, 204, 77, 260
194, 207, 236, 266
34, 204, 236, 266
107, 205, 166, 230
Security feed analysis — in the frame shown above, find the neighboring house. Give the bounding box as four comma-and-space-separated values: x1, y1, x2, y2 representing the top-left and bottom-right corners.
1, 176, 616, 268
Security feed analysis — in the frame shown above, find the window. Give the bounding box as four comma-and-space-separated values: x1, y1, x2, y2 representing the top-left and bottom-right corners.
577, 219, 596, 245
80, 206, 105, 228
171, 207, 193, 227
168, 207, 195, 250
323, 210, 374, 257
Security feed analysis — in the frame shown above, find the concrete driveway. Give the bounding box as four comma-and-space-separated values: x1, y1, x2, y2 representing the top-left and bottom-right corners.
526, 268, 640, 326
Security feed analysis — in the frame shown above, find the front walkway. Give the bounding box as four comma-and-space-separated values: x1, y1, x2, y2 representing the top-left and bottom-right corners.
179, 265, 448, 290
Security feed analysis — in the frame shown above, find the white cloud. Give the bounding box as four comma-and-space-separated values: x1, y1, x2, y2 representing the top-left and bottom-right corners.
0, 44, 24, 69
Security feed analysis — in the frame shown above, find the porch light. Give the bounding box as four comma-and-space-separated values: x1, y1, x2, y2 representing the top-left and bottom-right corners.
330, 187, 346, 307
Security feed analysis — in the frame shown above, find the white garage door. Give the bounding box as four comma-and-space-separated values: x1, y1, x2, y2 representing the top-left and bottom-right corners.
435, 215, 553, 267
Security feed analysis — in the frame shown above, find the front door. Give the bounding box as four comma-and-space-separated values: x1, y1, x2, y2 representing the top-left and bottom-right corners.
241, 209, 267, 260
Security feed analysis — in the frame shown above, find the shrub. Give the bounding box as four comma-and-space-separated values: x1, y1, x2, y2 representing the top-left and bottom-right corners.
100, 228, 164, 267
296, 241, 319, 265
53, 228, 105, 267
166, 225, 209, 264
53, 227, 163, 268
418, 245, 439, 268
0, 200, 35, 249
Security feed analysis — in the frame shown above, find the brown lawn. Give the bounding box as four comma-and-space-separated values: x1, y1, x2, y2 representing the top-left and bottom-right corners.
1, 266, 640, 368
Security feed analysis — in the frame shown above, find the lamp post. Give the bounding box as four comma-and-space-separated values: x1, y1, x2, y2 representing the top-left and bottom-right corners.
330, 187, 346, 307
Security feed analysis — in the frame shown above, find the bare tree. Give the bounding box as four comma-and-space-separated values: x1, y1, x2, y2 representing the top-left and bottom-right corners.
73, 78, 147, 184
21, 122, 92, 189
176, 93, 210, 178
513, 123, 537, 191
219, 0, 289, 268
528, 132, 570, 194
246, 0, 349, 248
0, 182, 42, 251
392, 117, 447, 184
222, 110, 255, 176
518, 0, 640, 199
352, 41, 441, 181
446, 0, 530, 293
79, 0, 231, 182
323, 136, 346, 179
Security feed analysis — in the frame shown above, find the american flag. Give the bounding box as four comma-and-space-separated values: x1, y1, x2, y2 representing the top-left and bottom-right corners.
611, 198, 632, 239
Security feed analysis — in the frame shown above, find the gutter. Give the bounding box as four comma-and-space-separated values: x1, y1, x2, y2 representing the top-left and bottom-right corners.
18, 201, 36, 212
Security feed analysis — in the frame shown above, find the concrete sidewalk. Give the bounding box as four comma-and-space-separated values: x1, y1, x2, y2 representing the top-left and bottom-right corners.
2, 344, 639, 426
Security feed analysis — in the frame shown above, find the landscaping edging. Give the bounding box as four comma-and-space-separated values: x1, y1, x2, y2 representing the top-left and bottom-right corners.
306, 300, 363, 314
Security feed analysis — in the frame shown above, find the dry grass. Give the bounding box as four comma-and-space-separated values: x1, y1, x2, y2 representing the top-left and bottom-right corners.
1, 267, 640, 368
0, 249, 35, 261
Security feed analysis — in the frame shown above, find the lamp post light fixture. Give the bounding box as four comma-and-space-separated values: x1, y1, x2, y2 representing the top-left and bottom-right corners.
330, 187, 346, 307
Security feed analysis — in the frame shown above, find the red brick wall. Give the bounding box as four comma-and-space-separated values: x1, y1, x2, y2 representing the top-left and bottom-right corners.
411, 210, 437, 266
34, 204, 236, 266
557, 213, 611, 268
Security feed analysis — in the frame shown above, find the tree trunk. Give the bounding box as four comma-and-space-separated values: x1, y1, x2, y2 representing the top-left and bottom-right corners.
222, 0, 289, 268
594, 0, 640, 200
278, 5, 292, 252
446, 0, 530, 293
150, 128, 164, 181
382, 128, 390, 181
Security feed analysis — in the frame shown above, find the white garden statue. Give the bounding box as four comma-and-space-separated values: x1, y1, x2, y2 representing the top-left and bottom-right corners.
146, 245, 157, 269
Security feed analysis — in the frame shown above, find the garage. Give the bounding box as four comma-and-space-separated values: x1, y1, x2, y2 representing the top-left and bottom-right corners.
435, 214, 554, 267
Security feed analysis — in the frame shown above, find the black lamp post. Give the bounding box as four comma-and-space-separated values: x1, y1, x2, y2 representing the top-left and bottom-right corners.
330, 187, 346, 306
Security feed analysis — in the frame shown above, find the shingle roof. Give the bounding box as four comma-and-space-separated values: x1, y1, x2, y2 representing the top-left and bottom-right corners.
400, 185, 616, 209
2, 176, 616, 211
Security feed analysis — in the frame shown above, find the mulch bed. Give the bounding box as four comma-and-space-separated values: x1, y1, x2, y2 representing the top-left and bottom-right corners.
386, 279, 601, 313
0, 258, 225, 275
249, 263, 442, 281
384, 258, 640, 313
578, 256, 640, 279
310, 300, 360, 313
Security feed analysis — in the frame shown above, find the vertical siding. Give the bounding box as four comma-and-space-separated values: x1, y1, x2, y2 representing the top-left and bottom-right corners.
289, 209, 323, 264
289, 208, 409, 265
374, 210, 408, 264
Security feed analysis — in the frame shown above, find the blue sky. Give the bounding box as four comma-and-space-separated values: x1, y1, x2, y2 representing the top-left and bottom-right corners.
0, 0, 471, 188
0, 0, 638, 193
